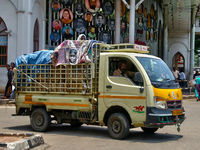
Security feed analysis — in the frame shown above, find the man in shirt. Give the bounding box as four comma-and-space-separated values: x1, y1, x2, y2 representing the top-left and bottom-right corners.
113, 60, 135, 78
172, 67, 180, 79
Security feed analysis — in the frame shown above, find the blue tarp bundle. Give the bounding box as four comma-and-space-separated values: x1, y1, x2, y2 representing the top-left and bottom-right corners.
15, 50, 53, 67
15, 50, 53, 86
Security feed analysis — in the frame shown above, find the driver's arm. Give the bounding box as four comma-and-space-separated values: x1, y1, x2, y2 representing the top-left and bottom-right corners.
127, 71, 135, 78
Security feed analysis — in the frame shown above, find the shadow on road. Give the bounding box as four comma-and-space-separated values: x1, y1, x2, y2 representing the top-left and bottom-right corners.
5, 124, 183, 143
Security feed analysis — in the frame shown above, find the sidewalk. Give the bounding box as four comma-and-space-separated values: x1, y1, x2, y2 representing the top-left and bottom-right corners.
181, 88, 196, 100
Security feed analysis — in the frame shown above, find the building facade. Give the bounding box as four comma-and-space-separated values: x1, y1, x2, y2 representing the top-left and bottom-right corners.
0, 0, 198, 92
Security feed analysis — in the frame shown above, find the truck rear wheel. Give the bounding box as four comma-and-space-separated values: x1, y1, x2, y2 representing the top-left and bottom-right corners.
107, 113, 130, 140
141, 127, 158, 134
30, 108, 51, 132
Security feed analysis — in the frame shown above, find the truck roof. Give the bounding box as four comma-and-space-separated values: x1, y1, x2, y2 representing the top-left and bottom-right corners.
100, 52, 161, 59
98, 43, 149, 54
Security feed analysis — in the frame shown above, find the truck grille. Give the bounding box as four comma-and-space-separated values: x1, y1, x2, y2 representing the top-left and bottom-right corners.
166, 100, 182, 109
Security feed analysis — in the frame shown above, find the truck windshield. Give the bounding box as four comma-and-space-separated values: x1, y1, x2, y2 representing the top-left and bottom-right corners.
136, 57, 179, 88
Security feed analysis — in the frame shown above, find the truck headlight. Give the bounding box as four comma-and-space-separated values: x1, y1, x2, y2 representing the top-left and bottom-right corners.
154, 97, 167, 109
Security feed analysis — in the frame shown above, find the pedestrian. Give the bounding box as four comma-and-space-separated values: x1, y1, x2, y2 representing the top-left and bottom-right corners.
193, 70, 200, 79
172, 67, 180, 80
10, 62, 16, 100
179, 68, 186, 87
195, 78, 200, 101
2, 64, 13, 99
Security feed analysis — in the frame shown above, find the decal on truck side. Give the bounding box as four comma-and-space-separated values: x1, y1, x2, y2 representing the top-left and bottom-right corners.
133, 105, 145, 113
25, 95, 32, 102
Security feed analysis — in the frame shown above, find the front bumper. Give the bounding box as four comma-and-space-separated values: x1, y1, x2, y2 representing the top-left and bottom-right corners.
144, 107, 185, 128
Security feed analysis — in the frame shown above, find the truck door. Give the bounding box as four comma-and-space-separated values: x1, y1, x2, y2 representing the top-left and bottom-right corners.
102, 56, 147, 123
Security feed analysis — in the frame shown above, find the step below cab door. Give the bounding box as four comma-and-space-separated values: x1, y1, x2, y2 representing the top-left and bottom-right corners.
100, 55, 147, 125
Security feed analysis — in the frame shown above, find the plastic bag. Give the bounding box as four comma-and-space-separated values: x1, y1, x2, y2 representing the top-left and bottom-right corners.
188, 79, 196, 87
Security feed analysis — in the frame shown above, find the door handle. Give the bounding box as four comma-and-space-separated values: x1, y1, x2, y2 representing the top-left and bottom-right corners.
106, 85, 112, 88
140, 87, 144, 93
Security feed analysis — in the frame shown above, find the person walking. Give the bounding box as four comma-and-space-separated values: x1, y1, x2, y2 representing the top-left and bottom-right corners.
179, 68, 186, 87
195, 78, 200, 101
2, 64, 13, 99
193, 70, 200, 79
10, 62, 16, 100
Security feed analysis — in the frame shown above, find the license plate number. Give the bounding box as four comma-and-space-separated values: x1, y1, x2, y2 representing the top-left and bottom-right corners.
172, 109, 183, 116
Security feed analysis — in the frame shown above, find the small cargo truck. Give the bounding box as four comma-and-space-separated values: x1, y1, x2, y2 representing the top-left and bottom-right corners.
13, 42, 185, 139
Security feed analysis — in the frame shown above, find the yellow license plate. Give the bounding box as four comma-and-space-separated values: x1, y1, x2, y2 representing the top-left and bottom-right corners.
172, 109, 183, 116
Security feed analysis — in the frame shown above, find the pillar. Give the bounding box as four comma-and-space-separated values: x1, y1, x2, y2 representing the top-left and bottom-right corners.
129, 0, 135, 44
114, 0, 121, 44
163, 5, 168, 64
189, 5, 196, 80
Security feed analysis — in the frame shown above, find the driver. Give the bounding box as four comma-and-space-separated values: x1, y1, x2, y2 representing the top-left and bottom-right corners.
113, 60, 135, 78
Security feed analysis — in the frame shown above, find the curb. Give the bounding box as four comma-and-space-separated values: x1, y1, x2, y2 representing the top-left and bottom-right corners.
182, 95, 196, 100
0, 133, 44, 150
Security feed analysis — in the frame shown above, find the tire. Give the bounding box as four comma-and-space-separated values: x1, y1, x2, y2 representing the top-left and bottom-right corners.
30, 108, 51, 132
107, 113, 130, 140
141, 127, 158, 134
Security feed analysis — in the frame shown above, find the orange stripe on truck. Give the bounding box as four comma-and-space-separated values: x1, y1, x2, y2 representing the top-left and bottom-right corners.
98, 95, 146, 99
23, 101, 89, 107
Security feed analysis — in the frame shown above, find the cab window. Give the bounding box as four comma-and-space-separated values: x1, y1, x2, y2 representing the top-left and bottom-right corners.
109, 57, 143, 86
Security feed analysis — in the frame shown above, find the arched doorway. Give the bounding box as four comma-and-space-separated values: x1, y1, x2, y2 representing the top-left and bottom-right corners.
172, 52, 185, 72
0, 17, 8, 67
33, 19, 39, 52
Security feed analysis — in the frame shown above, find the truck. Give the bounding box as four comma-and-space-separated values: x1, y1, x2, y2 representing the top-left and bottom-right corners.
13, 42, 185, 139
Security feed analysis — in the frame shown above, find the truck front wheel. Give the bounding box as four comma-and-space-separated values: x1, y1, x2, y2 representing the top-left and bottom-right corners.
141, 127, 158, 134
30, 108, 51, 132
107, 113, 130, 140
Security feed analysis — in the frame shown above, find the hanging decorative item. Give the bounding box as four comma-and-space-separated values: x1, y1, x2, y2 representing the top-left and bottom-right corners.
50, 32, 60, 42
147, 13, 151, 29
151, 4, 155, 19
138, 16, 143, 28
154, 10, 158, 20
99, 30, 111, 44
121, 19, 127, 33
153, 19, 157, 31
107, 18, 115, 31
94, 13, 106, 28
73, 18, 86, 33
144, 7, 147, 18
102, 1, 114, 15
126, 10, 130, 23
88, 25, 96, 38
137, 3, 143, 15
60, 0, 73, 6
146, 30, 150, 42
121, 1, 125, 16
60, 8, 73, 24
52, 1, 60, 12
75, 3, 85, 16
85, 0, 100, 13
154, 31, 157, 42
85, 12, 93, 22
150, 28, 154, 43
62, 26, 73, 39
52, 19, 61, 30
143, 19, 147, 31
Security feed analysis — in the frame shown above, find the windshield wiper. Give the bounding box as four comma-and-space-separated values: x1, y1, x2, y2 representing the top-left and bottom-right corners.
162, 78, 170, 82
